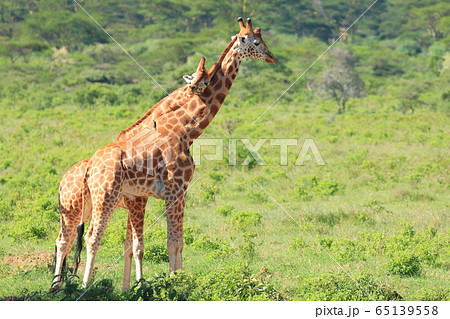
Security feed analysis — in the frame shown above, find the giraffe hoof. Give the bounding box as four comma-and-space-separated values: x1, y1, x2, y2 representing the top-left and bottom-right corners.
49, 285, 61, 294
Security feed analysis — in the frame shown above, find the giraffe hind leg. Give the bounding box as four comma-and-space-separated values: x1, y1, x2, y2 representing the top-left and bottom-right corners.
52, 213, 79, 291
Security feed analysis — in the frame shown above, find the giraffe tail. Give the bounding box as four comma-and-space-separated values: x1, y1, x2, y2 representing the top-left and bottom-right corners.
73, 222, 84, 275
73, 162, 89, 276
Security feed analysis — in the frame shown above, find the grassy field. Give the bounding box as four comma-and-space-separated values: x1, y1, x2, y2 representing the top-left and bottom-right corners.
0, 99, 448, 300
0, 0, 449, 301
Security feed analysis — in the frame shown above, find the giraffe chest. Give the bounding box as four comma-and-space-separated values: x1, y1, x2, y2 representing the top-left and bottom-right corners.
121, 168, 166, 200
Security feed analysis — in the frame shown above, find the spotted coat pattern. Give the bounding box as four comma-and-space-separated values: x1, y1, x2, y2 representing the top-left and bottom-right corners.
52, 17, 275, 290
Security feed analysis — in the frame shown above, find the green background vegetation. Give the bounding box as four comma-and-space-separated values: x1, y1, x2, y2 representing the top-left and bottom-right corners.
0, 0, 449, 300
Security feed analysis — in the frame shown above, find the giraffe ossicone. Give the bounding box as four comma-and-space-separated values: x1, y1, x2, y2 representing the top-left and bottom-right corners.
52, 17, 275, 292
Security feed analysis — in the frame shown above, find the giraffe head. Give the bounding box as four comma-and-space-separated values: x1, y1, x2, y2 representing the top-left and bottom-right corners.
183, 57, 210, 95
235, 17, 276, 64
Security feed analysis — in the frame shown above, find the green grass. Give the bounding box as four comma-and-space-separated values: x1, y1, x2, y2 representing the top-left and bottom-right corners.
0, 101, 448, 300
0, 0, 449, 300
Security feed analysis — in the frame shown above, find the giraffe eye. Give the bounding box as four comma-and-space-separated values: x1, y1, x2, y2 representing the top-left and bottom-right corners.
240, 37, 246, 44
254, 41, 260, 46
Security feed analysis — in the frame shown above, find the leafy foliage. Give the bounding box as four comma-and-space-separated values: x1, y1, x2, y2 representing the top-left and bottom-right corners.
295, 272, 402, 301
0, 0, 448, 301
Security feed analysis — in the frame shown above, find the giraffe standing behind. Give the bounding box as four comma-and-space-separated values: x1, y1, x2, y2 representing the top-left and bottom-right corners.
52, 17, 275, 290
52, 57, 216, 291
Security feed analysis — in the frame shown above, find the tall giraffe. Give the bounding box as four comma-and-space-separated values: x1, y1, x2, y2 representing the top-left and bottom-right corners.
53, 17, 275, 290
52, 57, 214, 291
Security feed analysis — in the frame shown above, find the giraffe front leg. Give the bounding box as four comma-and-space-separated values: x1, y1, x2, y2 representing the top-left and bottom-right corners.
122, 215, 133, 291
82, 203, 116, 288
122, 196, 147, 290
166, 192, 186, 273
131, 198, 146, 282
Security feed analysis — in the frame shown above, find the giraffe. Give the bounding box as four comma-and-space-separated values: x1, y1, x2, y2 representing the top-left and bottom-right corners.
53, 17, 275, 290
51, 57, 214, 291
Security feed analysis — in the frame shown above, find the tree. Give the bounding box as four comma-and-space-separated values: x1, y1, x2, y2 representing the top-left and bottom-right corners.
311, 46, 365, 113
24, 10, 109, 49
409, 3, 450, 41
0, 38, 48, 63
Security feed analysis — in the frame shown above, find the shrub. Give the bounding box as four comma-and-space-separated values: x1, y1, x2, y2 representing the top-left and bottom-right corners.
295, 175, 344, 200
192, 265, 283, 301
295, 186, 312, 201
313, 179, 344, 197
74, 83, 119, 107
239, 233, 258, 259
215, 204, 235, 216
295, 272, 402, 301
83, 44, 122, 64
127, 265, 284, 301
200, 183, 219, 202
144, 243, 169, 263
388, 252, 422, 277
128, 273, 195, 301
209, 171, 226, 182
227, 210, 262, 230
317, 211, 341, 227
290, 236, 308, 250
416, 288, 450, 301
191, 234, 233, 258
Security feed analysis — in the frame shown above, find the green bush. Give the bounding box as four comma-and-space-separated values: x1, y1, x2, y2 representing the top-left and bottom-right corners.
190, 234, 233, 258
388, 252, 422, 277
414, 287, 450, 301
295, 272, 402, 301
295, 176, 344, 200
192, 265, 283, 301
144, 243, 169, 263
200, 183, 219, 202
128, 273, 195, 301
74, 83, 120, 107
227, 210, 262, 230
215, 204, 235, 217
290, 236, 308, 250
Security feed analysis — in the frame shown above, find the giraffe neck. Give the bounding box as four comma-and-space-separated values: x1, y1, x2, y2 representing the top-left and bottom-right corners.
182, 40, 243, 146
116, 40, 243, 151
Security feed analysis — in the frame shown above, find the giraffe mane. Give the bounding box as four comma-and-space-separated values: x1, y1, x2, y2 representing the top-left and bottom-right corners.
116, 36, 238, 142
206, 36, 237, 78
116, 100, 160, 141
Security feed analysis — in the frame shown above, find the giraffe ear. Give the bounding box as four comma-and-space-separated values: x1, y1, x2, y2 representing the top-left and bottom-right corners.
183, 75, 193, 84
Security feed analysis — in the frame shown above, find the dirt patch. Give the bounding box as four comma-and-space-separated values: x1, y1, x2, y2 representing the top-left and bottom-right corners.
1, 251, 54, 272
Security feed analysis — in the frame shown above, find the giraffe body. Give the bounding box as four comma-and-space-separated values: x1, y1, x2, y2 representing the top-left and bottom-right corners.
52, 17, 275, 290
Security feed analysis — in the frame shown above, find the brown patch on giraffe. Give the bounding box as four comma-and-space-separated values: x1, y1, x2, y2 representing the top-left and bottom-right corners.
216, 93, 226, 104
188, 100, 197, 111
225, 78, 232, 90
199, 120, 209, 130
189, 130, 200, 140
210, 104, 219, 114
214, 80, 222, 91
181, 114, 192, 124
203, 88, 212, 98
